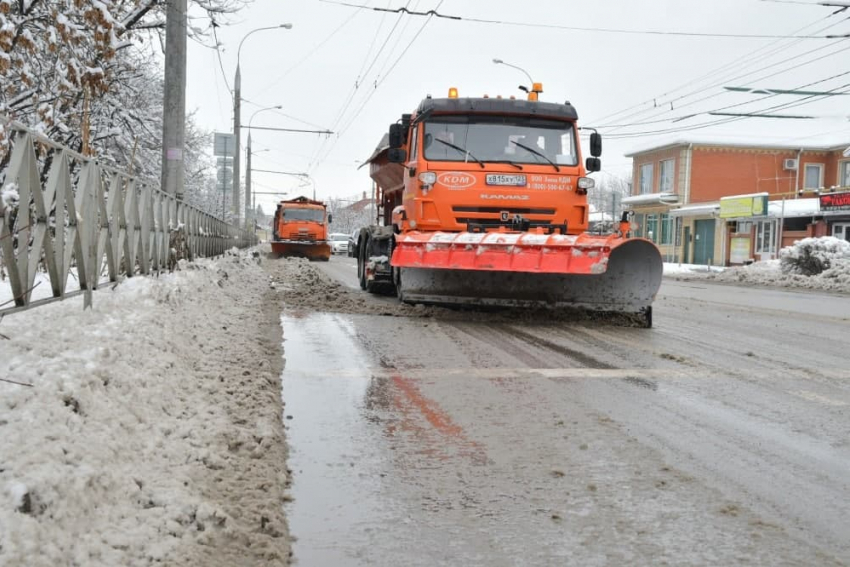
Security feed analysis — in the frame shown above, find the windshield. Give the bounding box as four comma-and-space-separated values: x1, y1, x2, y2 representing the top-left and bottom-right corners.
283, 208, 324, 223
331, 234, 348, 241
422, 116, 577, 166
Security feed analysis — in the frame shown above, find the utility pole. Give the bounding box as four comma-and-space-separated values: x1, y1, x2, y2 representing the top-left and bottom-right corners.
232, 66, 241, 224
246, 132, 252, 233
161, 0, 187, 198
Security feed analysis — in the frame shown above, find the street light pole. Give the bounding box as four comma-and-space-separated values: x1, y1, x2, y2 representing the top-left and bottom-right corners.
492, 58, 541, 100
246, 105, 282, 231
233, 24, 292, 229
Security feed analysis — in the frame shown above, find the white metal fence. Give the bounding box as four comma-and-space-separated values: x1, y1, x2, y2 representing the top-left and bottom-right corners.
0, 118, 253, 312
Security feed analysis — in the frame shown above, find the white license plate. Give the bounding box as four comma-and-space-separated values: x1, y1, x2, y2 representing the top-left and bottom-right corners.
486, 174, 526, 186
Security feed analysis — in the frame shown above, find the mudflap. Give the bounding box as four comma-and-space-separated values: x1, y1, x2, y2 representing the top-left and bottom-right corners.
271, 241, 331, 261
395, 238, 662, 325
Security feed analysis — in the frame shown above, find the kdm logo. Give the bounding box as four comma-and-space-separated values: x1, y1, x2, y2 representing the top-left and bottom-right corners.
437, 172, 475, 189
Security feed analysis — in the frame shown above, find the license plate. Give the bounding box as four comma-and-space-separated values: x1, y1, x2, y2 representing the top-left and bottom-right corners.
486, 174, 526, 186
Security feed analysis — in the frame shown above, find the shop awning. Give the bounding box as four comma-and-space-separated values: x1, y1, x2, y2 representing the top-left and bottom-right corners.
669, 203, 719, 217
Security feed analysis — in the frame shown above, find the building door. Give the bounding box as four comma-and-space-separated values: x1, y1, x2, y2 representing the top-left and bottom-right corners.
683, 226, 691, 263
693, 219, 715, 265
833, 222, 850, 242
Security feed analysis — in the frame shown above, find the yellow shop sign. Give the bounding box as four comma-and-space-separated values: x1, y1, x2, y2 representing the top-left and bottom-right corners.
720, 194, 768, 218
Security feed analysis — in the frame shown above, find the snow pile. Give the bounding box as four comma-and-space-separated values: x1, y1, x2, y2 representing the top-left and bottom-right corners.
0, 248, 289, 566
779, 236, 850, 276
663, 262, 725, 276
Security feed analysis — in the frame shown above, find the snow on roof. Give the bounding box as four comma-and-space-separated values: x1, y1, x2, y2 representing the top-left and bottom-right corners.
720, 192, 769, 201
768, 198, 820, 218
624, 135, 850, 157
621, 192, 680, 206
669, 203, 719, 217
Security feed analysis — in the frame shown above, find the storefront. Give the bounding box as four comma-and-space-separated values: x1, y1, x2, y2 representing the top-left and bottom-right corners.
821, 191, 850, 242
620, 192, 681, 262
668, 203, 720, 266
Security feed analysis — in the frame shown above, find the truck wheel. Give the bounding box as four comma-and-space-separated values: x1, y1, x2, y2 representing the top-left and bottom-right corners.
358, 237, 367, 290
638, 306, 653, 329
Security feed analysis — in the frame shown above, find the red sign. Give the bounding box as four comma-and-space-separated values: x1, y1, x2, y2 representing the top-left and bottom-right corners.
820, 191, 850, 212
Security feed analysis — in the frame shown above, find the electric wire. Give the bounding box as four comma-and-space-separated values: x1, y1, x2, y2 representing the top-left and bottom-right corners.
587, 11, 847, 126
593, 16, 850, 130
319, 0, 850, 38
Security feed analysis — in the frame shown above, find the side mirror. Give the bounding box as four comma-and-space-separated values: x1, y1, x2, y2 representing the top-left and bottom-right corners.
388, 148, 407, 163
590, 132, 602, 157
327, 213, 333, 224
389, 123, 406, 149
585, 157, 601, 172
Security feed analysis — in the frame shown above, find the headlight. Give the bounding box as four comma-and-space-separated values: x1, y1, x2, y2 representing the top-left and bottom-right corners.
418, 172, 437, 185
577, 177, 595, 190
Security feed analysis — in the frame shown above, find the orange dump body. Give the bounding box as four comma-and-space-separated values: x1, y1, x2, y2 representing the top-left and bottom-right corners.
271, 196, 331, 260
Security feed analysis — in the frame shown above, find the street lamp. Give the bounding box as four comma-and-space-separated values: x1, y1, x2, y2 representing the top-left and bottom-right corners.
246, 105, 282, 231
233, 23, 292, 229
492, 58, 541, 100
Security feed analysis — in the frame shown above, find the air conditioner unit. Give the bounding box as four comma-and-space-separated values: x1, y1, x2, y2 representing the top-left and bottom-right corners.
783, 158, 798, 171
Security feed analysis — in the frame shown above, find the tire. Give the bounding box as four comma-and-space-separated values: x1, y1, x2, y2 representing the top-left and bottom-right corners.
639, 306, 653, 329
358, 234, 368, 290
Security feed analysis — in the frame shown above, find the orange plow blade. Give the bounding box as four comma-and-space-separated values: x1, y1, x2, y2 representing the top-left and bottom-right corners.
392, 231, 663, 320
271, 240, 331, 260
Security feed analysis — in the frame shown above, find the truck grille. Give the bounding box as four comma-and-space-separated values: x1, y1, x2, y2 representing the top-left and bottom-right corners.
453, 206, 555, 227
289, 232, 318, 241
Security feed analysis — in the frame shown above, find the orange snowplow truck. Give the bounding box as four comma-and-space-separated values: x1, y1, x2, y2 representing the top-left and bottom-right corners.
271, 196, 332, 260
354, 85, 662, 326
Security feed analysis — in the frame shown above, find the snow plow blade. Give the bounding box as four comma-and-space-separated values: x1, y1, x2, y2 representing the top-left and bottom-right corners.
271, 240, 331, 260
392, 231, 663, 322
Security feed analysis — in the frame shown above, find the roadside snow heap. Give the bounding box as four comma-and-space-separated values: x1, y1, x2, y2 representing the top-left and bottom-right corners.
0, 249, 290, 567
673, 237, 850, 293
779, 236, 850, 276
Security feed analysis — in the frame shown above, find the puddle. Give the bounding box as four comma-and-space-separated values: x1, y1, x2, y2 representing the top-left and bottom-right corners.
281, 312, 393, 566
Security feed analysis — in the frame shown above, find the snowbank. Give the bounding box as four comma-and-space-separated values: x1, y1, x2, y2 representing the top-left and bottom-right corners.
0, 249, 290, 566
663, 262, 725, 276
667, 240, 850, 294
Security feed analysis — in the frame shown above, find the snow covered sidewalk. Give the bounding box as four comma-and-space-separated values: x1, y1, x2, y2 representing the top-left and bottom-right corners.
0, 249, 289, 566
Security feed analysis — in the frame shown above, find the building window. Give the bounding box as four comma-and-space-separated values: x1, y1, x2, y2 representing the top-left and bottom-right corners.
646, 214, 658, 242
632, 213, 645, 238
755, 220, 775, 254
659, 159, 674, 193
804, 163, 823, 190
736, 221, 753, 233
675, 216, 683, 246
639, 163, 653, 195
841, 161, 850, 187
660, 213, 673, 245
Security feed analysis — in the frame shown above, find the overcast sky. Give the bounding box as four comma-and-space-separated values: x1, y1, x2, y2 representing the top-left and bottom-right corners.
184, 0, 850, 212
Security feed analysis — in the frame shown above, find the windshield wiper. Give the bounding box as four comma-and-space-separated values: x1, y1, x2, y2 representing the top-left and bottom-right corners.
434, 138, 485, 169
489, 160, 524, 170
511, 140, 560, 172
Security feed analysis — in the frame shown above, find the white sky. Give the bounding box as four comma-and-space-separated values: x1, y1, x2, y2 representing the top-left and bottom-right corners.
185, 0, 850, 212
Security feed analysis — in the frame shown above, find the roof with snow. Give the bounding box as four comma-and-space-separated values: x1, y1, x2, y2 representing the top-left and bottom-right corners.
624, 135, 850, 157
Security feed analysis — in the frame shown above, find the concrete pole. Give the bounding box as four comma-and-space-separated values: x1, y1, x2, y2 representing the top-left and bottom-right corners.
161, 0, 187, 198
232, 66, 242, 225
246, 131, 252, 233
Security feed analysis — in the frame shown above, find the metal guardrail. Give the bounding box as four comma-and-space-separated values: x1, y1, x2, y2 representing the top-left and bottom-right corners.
0, 118, 254, 312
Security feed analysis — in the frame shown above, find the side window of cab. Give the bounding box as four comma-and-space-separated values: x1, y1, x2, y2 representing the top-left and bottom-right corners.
408, 126, 418, 162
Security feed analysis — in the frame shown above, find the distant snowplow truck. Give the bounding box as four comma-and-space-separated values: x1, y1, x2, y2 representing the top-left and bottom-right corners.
271, 196, 332, 261
354, 84, 663, 326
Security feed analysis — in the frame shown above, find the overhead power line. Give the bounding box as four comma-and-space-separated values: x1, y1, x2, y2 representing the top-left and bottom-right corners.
587, 11, 849, 127
320, 0, 850, 38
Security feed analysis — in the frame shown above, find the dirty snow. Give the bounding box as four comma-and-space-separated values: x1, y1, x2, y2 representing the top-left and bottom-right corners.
668, 247, 850, 294
0, 248, 290, 566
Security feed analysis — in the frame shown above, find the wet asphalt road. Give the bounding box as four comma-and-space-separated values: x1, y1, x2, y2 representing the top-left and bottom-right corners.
282, 255, 850, 566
